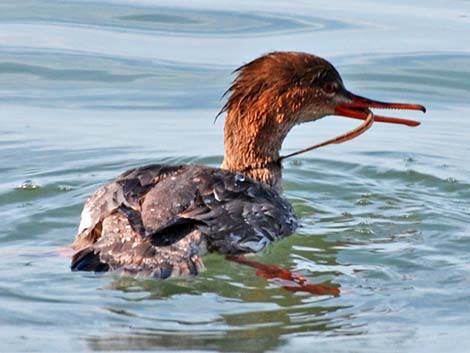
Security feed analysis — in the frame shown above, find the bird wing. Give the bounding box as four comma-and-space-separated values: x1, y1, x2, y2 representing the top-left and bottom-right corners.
71, 164, 187, 250
72, 164, 297, 256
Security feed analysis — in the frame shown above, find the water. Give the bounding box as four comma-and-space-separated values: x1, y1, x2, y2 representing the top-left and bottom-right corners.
1, 1, 470, 352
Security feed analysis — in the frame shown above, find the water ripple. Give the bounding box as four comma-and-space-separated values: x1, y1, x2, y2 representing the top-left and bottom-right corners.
0, 49, 227, 109
339, 52, 470, 104
0, 1, 470, 352
0, 2, 354, 38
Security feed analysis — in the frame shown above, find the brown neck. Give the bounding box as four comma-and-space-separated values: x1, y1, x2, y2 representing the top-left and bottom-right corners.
221, 109, 293, 191
219, 52, 325, 189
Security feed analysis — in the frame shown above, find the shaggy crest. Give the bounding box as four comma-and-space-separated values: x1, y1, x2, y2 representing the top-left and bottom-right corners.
218, 51, 343, 120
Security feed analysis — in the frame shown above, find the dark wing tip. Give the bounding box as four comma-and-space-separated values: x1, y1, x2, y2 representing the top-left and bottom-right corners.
71, 248, 109, 272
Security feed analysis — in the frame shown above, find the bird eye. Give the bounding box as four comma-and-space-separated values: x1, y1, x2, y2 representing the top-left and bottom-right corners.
323, 82, 338, 95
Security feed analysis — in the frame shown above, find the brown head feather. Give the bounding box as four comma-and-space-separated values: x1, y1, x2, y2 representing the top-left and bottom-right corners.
220, 52, 345, 189
220, 52, 342, 117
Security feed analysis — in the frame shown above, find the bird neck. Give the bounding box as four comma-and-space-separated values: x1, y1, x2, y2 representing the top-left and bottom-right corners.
221, 109, 293, 191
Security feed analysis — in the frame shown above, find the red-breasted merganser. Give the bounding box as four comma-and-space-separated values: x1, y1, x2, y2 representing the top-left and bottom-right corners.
71, 52, 425, 282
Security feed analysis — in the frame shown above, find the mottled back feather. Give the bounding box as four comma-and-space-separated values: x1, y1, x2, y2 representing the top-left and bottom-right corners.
71, 164, 297, 275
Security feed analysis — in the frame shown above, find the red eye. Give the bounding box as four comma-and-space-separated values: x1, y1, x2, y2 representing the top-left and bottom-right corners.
323, 82, 337, 94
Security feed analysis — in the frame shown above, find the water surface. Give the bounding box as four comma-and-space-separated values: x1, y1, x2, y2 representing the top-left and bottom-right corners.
1, 1, 470, 352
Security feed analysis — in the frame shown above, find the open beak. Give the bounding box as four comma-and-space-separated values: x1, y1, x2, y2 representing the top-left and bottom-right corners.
335, 92, 426, 127
280, 91, 425, 160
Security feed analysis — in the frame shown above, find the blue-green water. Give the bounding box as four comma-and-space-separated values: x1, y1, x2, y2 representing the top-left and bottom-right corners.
1, 1, 470, 352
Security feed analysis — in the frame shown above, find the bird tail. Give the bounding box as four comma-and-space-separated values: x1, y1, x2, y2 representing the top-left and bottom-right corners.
71, 247, 109, 272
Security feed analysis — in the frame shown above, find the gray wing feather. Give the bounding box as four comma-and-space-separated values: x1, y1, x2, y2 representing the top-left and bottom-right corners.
71, 164, 297, 273
72, 164, 185, 249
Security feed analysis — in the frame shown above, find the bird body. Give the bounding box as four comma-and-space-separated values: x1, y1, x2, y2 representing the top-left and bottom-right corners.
71, 52, 424, 277
71, 164, 297, 277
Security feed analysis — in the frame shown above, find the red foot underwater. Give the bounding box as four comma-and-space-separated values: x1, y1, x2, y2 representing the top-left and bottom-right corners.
226, 255, 340, 296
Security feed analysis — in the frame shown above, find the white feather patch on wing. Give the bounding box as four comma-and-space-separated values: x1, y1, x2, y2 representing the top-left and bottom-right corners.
78, 203, 94, 234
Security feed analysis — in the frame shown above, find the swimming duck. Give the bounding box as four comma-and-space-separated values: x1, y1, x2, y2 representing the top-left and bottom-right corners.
70, 51, 425, 279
